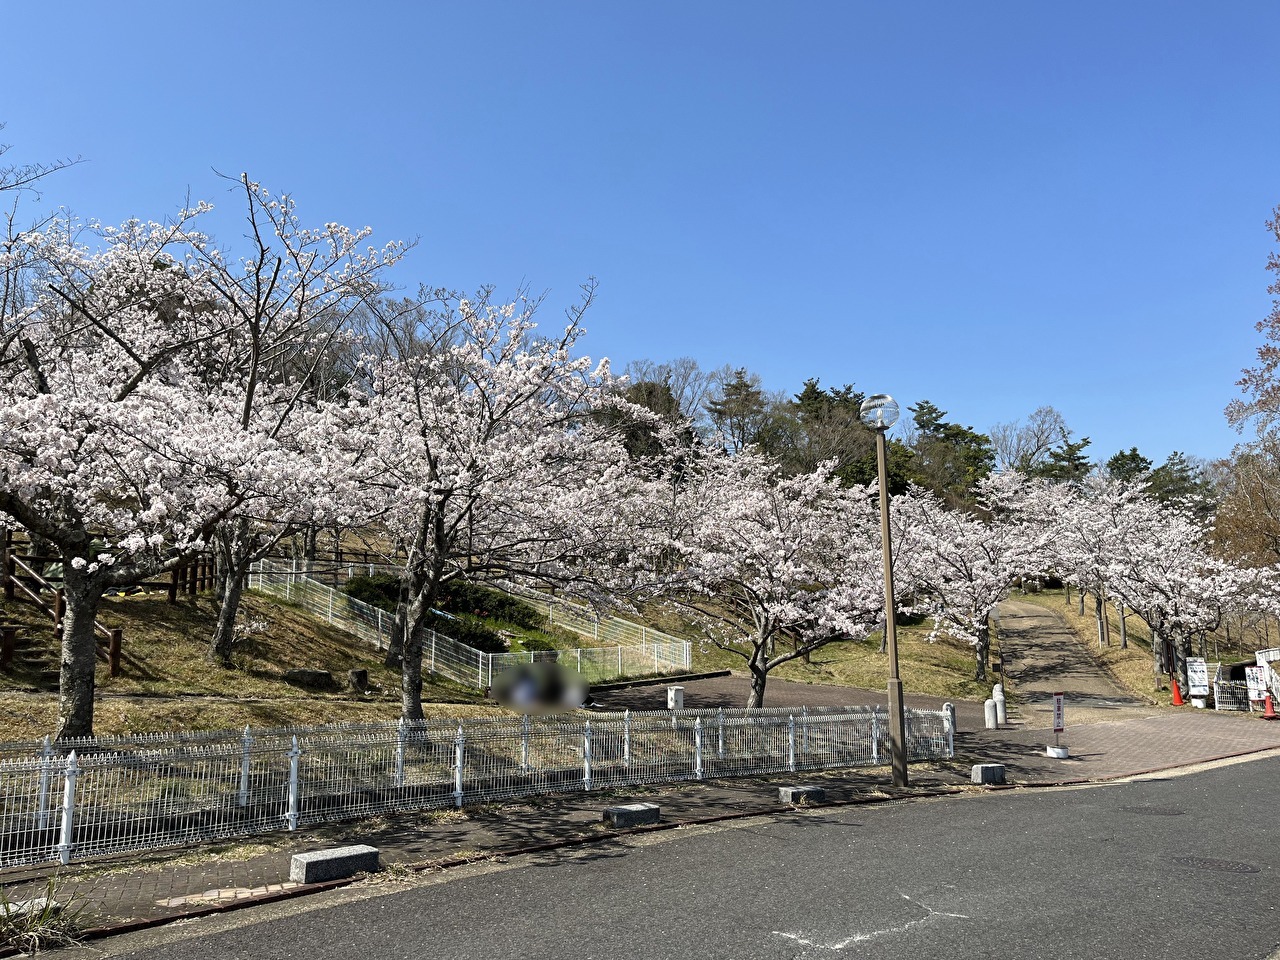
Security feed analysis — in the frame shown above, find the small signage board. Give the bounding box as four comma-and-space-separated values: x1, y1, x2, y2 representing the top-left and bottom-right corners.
1246, 666, 1269, 702
1187, 658, 1210, 698
1052, 692, 1065, 733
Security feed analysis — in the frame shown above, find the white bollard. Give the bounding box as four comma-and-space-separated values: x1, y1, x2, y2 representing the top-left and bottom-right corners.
984, 698, 999, 730
992, 684, 1006, 725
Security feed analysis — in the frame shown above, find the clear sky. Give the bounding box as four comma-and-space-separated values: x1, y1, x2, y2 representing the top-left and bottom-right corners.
4, 2, 1277, 465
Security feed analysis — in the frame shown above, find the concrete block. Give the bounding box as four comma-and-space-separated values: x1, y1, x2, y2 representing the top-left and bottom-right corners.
5, 897, 60, 917
971, 763, 1006, 785
602, 802, 661, 828
289, 844, 380, 883
778, 785, 826, 804
667, 686, 684, 710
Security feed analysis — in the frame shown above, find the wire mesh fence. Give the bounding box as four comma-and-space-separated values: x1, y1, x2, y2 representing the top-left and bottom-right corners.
0, 705, 954, 867
246, 561, 691, 689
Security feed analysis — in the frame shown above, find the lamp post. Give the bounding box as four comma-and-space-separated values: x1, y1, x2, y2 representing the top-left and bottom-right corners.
859, 393, 908, 788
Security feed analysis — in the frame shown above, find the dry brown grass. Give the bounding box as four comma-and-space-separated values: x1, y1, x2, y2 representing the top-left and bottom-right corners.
0, 588, 502, 741
676, 607, 994, 703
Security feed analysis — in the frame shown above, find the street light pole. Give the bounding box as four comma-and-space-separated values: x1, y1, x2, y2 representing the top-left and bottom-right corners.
861, 394, 908, 788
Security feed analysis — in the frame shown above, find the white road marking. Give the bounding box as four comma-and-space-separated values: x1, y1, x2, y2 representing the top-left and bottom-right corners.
773, 894, 969, 952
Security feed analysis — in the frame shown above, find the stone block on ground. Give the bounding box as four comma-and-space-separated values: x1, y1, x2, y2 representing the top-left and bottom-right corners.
283, 668, 336, 689
778, 785, 826, 804
602, 802, 661, 828
971, 763, 1006, 785
289, 844, 380, 883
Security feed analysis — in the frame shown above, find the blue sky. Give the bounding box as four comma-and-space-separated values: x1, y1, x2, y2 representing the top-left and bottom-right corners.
4, 2, 1277, 465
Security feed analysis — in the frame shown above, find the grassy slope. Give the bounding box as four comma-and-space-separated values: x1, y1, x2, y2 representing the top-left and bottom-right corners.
643, 604, 993, 702
1, 582, 999, 741
0, 590, 498, 741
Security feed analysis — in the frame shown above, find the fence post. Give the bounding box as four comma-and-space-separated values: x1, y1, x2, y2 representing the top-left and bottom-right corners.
285, 737, 301, 830
694, 717, 704, 780
395, 718, 406, 788
623, 710, 631, 768
286, 559, 294, 601
238, 726, 253, 807
477, 650, 484, 689
801, 706, 809, 757
376, 610, 384, 651
717, 707, 724, 758
521, 714, 530, 773
453, 725, 465, 808
56, 751, 79, 866
36, 736, 53, 831
787, 715, 796, 773
653, 644, 659, 673
583, 720, 593, 791
576, 649, 582, 675
617, 646, 622, 676
871, 710, 880, 765
168, 568, 180, 604
108, 629, 122, 678
327, 589, 334, 624
943, 702, 956, 759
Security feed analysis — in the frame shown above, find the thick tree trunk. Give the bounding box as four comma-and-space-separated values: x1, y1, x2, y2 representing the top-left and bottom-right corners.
57, 567, 103, 741
399, 582, 439, 720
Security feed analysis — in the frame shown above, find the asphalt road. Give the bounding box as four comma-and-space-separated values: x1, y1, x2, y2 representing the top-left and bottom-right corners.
78, 756, 1280, 960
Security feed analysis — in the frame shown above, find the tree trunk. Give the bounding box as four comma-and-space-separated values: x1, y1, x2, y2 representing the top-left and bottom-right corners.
746, 665, 768, 709
745, 639, 769, 708
57, 567, 103, 740
208, 566, 246, 665
398, 582, 439, 720
1077, 590, 1085, 616
973, 623, 989, 682
1095, 594, 1107, 649
1118, 605, 1128, 649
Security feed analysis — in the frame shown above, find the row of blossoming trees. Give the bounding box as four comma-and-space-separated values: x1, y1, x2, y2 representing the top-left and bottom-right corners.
1, 180, 1271, 739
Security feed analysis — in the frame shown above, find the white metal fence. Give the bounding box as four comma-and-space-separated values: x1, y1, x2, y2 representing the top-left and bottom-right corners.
0, 705, 954, 868
246, 561, 690, 689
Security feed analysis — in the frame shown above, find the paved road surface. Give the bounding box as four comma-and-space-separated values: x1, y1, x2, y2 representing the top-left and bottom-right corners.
75, 754, 1280, 960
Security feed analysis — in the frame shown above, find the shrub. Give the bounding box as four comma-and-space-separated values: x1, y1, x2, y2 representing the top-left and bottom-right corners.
428, 612, 507, 654
343, 574, 402, 613
1, 876, 85, 955
437, 583, 544, 630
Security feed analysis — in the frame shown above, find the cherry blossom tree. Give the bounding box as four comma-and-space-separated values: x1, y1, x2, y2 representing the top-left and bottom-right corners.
653, 447, 898, 708
0, 180, 401, 737
900, 473, 1049, 681
339, 284, 661, 719
1104, 495, 1240, 692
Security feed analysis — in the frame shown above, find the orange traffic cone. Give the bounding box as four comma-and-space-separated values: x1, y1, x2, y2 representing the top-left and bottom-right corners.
1170, 682, 1185, 707
1263, 695, 1277, 721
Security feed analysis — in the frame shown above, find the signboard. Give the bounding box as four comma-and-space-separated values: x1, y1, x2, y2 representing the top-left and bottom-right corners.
1052, 692, 1065, 733
1187, 658, 1210, 697
1246, 666, 1269, 702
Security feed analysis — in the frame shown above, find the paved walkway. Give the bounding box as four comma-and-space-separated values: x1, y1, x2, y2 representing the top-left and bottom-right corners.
6, 604, 1280, 943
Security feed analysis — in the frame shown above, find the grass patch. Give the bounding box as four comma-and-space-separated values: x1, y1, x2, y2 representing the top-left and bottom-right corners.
0, 875, 86, 955
675, 610, 993, 703
0, 589, 505, 742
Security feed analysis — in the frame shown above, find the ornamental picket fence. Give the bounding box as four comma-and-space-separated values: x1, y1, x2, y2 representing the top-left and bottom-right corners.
0, 705, 955, 868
